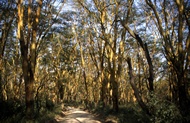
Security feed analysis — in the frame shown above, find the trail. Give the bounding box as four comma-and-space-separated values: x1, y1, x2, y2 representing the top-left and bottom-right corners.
54, 106, 102, 123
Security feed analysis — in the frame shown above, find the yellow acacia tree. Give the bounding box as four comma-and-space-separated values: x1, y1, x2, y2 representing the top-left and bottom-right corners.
0, 2, 16, 102
144, 0, 190, 116
75, 0, 127, 112
17, 0, 42, 119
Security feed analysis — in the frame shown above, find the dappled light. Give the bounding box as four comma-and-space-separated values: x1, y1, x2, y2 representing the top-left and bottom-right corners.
55, 107, 101, 123
0, 0, 190, 122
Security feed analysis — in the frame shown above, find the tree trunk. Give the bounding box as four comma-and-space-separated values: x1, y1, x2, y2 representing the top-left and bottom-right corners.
83, 70, 89, 104
18, 0, 33, 119
0, 12, 14, 102
110, 69, 119, 112
17, 0, 42, 119
100, 76, 107, 108
177, 72, 189, 116
108, 48, 119, 112
127, 57, 150, 115
120, 0, 154, 91
121, 24, 154, 91
145, 0, 190, 116
0, 42, 5, 101
0, 61, 3, 102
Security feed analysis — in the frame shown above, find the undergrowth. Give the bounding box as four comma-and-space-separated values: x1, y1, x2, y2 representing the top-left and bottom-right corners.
0, 100, 62, 123
87, 102, 150, 123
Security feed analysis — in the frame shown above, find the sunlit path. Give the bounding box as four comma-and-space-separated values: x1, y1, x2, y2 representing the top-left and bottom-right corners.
55, 107, 101, 123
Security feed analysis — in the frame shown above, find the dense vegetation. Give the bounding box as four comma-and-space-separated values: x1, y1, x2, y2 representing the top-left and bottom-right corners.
0, 0, 190, 122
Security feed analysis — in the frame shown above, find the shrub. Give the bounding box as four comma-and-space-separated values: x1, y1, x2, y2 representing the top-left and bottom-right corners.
0, 100, 25, 122
46, 99, 55, 111
147, 93, 182, 123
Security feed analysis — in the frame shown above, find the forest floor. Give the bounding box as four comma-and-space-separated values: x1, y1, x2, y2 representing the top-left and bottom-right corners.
53, 106, 105, 123
45, 103, 149, 123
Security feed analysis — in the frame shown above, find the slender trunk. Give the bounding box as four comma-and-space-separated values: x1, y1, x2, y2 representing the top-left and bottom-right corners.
59, 85, 64, 100
0, 13, 14, 102
110, 69, 119, 112
100, 75, 107, 107
79, 40, 89, 104
127, 57, 150, 115
121, 24, 154, 91
83, 70, 89, 102
99, 41, 107, 107
0, 63, 3, 102
0, 47, 4, 101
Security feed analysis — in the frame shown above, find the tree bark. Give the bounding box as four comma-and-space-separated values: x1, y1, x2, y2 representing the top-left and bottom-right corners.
145, 0, 190, 116
0, 31, 6, 102
127, 57, 150, 115
121, 24, 154, 91
120, 0, 154, 92
110, 69, 119, 112
0, 11, 14, 102
17, 0, 42, 119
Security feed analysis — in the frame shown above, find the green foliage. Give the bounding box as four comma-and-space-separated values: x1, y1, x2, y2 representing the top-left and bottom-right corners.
89, 103, 150, 123
0, 100, 25, 123
0, 100, 62, 123
116, 105, 150, 123
147, 93, 182, 123
46, 99, 55, 111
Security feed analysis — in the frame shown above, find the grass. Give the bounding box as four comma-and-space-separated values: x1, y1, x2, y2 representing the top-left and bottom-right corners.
85, 102, 150, 123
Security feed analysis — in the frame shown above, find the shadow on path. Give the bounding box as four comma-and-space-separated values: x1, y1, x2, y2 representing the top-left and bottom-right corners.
55, 106, 102, 123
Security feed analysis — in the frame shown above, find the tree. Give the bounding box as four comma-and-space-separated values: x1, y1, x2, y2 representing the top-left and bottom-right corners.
120, 0, 154, 92
1, 0, 189, 122
0, 0, 16, 102
17, 0, 66, 119
17, 0, 43, 119
74, 0, 131, 112
144, 0, 190, 116
127, 57, 150, 115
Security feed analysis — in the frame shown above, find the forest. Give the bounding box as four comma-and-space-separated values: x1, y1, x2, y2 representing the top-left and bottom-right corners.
0, 0, 190, 122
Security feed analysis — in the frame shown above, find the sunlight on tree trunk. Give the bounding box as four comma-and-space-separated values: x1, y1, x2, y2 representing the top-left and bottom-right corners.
17, 0, 43, 120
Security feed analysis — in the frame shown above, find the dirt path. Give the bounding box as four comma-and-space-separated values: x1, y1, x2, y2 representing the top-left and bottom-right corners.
54, 106, 102, 123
